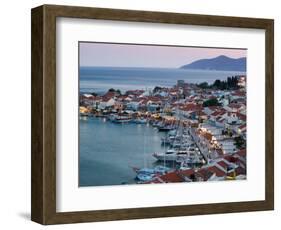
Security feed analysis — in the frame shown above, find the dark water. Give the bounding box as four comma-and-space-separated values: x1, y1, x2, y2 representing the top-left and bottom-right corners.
80, 66, 245, 94
79, 117, 170, 186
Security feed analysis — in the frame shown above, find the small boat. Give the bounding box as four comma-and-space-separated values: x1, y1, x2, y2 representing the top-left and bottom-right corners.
134, 168, 156, 182
136, 173, 155, 182
134, 118, 147, 124
134, 166, 170, 175
135, 167, 155, 175
167, 129, 177, 136
177, 153, 203, 165
133, 166, 170, 182
158, 125, 174, 132
179, 164, 191, 171
153, 165, 170, 174
153, 148, 197, 162
109, 114, 131, 123
153, 149, 178, 161
161, 136, 175, 145
151, 121, 160, 127
80, 112, 90, 117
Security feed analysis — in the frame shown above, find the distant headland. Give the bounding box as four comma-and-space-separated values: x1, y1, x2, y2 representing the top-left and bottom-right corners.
180, 55, 246, 72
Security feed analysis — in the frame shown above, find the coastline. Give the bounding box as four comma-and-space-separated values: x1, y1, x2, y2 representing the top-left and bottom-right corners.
79, 67, 246, 94
79, 76, 247, 186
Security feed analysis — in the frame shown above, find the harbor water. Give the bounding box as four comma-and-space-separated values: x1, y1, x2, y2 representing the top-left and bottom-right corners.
79, 117, 173, 186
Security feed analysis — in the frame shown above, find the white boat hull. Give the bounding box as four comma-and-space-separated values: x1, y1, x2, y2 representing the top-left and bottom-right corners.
153, 153, 188, 162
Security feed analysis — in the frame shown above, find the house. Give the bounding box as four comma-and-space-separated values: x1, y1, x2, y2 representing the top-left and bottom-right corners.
237, 76, 246, 87
179, 169, 195, 182
146, 96, 162, 112
226, 112, 240, 125
98, 97, 115, 109
157, 171, 185, 183
224, 103, 245, 113
203, 106, 220, 116
236, 112, 246, 123
195, 168, 214, 181
125, 97, 145, 111
179, 103, 202, 118
80, 94, 95, 106
209, 110, 227, 123
113, 100, 124, 110
215, 117, 227, 128
197, 110, 208, 121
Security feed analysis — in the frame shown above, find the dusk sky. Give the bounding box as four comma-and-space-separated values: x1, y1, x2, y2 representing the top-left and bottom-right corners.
79, 42, 246, 68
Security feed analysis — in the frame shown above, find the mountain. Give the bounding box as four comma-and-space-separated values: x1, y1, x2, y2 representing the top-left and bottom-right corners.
180, 55, 246, 72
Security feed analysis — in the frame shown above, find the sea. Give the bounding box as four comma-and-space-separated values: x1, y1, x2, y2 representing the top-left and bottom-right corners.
79, 66, 245, 187
80, 66, 245, 94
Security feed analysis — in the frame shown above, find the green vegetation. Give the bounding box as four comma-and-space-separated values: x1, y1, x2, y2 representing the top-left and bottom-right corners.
197, 76, 240, 90
197, 82, 209, 89
108, 88, 121, 95
108, 88, 115, 92
153, 86, 164, 94
203, 98, 221, 107
234, 136, 246, 149
116, 89, 121, 95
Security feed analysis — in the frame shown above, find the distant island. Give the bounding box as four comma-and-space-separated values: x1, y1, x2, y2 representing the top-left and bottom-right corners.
180, 55, 246, 72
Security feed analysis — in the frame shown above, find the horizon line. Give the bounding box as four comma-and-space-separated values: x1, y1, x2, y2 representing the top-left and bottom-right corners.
80, 55, 247, 69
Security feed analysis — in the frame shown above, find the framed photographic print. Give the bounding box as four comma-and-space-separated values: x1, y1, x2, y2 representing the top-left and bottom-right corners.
31, 4, 274, 225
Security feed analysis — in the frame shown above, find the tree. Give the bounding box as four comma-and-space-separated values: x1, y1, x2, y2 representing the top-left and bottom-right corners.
153, 86, 163, 94
197, 82, 209, 89
210, 76, 240, 90
234, 136, 246, 149
213, 79, 222, 89
108, 88, 115, 92
116, 89, 121, 95
203, 98, 221, 107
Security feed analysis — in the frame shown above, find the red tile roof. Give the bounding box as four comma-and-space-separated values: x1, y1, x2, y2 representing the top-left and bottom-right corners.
195, 168, 214, 181
207, 106, 220, 111
235, 149, 246, 158
211, 110, 227, 117
223, 155, 238, 163
159, 172, 185, 183
207, 165, 226, 177
180, 103, 202, 112
101, 96, 114, 102
216, 160, 229, 169
179, 169, 194, 177
236, 113, 246, 121
103, 91, 116, 98
235, 166, 246, 176
238, 124, 246, 130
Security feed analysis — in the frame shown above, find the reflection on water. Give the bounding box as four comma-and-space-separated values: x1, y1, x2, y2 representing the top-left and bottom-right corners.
79, 117, 173, 187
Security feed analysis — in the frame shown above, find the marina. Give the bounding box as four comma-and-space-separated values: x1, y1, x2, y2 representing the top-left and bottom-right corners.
79, 116, 171, 186
79, 75, 246, 185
